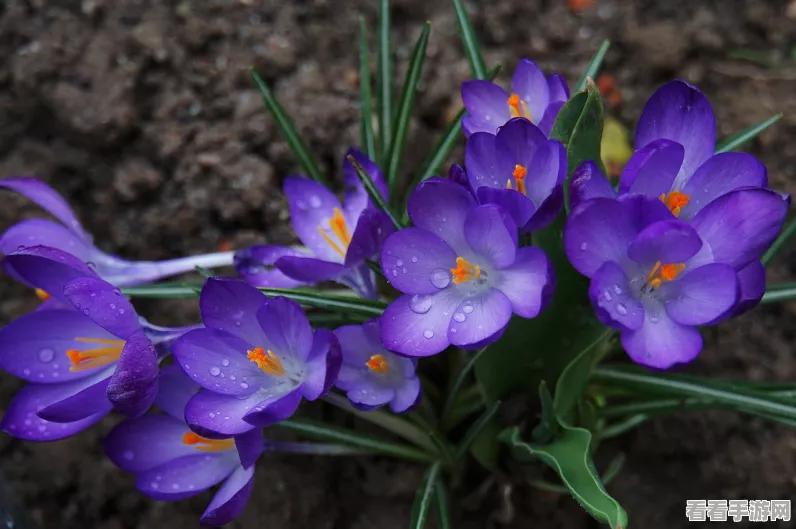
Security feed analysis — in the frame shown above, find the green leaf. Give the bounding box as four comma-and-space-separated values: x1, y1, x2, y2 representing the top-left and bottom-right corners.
553, 329, 613, 423
501, 426, 628, 529
410, 462, 443, 529
452, 0, 487, 79
575, 40, 611, 92
715, 113, 782, 154
385, 22, 431, 189
762, 215, 796, 266
346, 154, 404, 229
376, 0, 393, 162
434, 479, 452, 529
455, 401, 500, 460
358, 18, 377, 161
531, 381, 559, 443
441, 346, 488, 430
762, 286, 796, 304
468, 414, 501, 470
250, 68, 327, 186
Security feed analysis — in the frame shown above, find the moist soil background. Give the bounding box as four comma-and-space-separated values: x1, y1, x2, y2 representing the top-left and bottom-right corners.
1, 0, 796, 527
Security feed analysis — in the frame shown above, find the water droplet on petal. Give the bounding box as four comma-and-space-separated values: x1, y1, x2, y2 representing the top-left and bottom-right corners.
221, 359, 230, 367
235, 320, 242, 327
23, 368, 30, 376
38, 349, 54, 363
209, 367, 221, 376
396, 259, 403, 267
580, 242, 588, 251
209, 412, 216, 418
411, 256, 418, 263
409, 294, 433, 314
240, 382, 249, 389
453, 313, 465, 323
616, 303, 628, 316
82, 309, 90, 316
391, 269, 398, 277
613, 285, 622, 295
603, 291, 613, 302
309, 195, 322, 208
430, 269, 451, 289
462, 304, 474, 314
423, 329, 434, 339
649, 314, 660, 323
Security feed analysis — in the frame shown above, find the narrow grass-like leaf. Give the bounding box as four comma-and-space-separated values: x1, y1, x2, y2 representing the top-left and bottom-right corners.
762, 215, 796, 266
121, 284, 201, 298
385, 22, 431, 190
575, 40, 611, 92
715, 113, 783, 154
250, 68, 327, 186
452, 0, 487, 79
347, 154, 403, 229
407, 412, 456, 464
376, 0, 392, 161
762, 286, 796, 304
434, 480, 452, 529
359, 18, 377, 161
455, 401, 500, 460
441, 346, 488, 430
410, 462, 443, 529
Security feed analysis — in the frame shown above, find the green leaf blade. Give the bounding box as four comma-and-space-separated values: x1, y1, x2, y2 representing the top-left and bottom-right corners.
452, 0, 487, 79
575, 40, 611, 92
358, 18, 377, 161
376, 0, 393, 162
762, 215, 796, 266
346, 154, 404, 229
410, 462, 443, 529
715, 113, 783, 154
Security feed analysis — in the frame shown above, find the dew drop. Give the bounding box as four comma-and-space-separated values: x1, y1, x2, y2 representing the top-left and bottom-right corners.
74, 303, 81, 309
118, 309, 125, 315
423, 329, 434, 339
616, 303, 628, 316
430, 269, 451, 289
209, 412, 216, 418
411, 256, 418, 263
409, 294, 433, 314
603, 290, 612, 302
221, 359, 230, 367
391, 269, 398, 277
230, 375, 237, 381
123, 450, 134, 461
209, 367, 221, 376
613, 285, 622, 295
109, 303, 116, 310
462, 304, 474, 314
396, 259, 403, 267
235, 320, 242, 327
580, 242, 588, 251
649, 314, 660, 323
240, 382, 249, 389
38, 349, 55, 363
22, 368, 30, 376
82, 309, 90, 315
150, 482, 159, 490
453, 313, 466, 323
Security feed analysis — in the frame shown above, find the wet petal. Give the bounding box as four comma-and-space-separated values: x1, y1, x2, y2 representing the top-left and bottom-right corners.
199, 278, 268, 347
136, 453, 236, 501
104, 414, 197, 473
510, 59, 550, 123
496, 246, 555, 318
344, 208, 395, 267
660, 263, 739, 325
495, 118, 548, 178
380, 290, 462, 357
564, 198, 637, 277
0, 177, 90, 239
523, 139, 566, 209
588, 261, 643, 331
621, 308, 703, 369
408, 178, 477, 254
730, 260, 767, 318
380, 227, 457, 295
284, 176, 346, 262
627, 220, 702, 266
4, 246, 94, 302
461, 80, 511, 136
300, 328, 341, 401
448, 290, 512, 348
0, 219, 94, 262
465, 132, 502, 191
619, 139, 684, 197
200, 464, 255, 527
234, 245, 309, 289
256, 297, 313, 362
107, 331, 159, 417
390, 376, 421, 413
342, 147, 389, 220
185, 390, 271, 439
63, 276, 140, 339
547, 73, 570, 103
275, 256, 344, 283
242, 390, 303, 427
234, 427, 264, 470
156, 365, 199, 420
463, 205, 518, 269
37, 373, 111, 422
524, 184, 564, 233
569, 161, 616, 212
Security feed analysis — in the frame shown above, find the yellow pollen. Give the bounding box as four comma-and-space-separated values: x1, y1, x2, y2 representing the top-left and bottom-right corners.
659, 191, 691, 217
366, 354, 390, 374
317, 207, 352, 259
509, 164, 528, 195
34, 288, 50, 301
451, 256, 481, 285
247, 347, 285, 377
66, 337, 126, 372
506, 93, 532, 120
181, 432, 235, 452
645, 261, 685, 289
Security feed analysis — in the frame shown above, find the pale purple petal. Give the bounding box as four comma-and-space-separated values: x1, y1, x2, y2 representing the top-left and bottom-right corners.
381, 227, 456, 295
465, 132, 502, 190
390, 376, 421, 413
199, 278, 267, 347
255, 297, 313, 362
342, 147, 389, 220
627, 220, 702, 265
234, 245, 309, 289
0, 177, 90, 239
448, 290, 512, 348
0, 219, 94, 262
476, 187, 536, 229
463, 205, 517, 269
275, 256, 344, 283
4, 246, 94, 302
36, 374, 111, 422
448, 164, 474, 195
104, 414, 197, 473
155, 365, 199, 421
731, 260, 766, 317
136, 453, 236, 501
621, 309, 703, 369
547, 74, 570, 103
234, 427, 263, 470
510, 58, 550, 123
660, 263, 739, 325
461, 80, 512, 136
619, 139, 684, 197
184, 391, 261, 439
348, 385, 395, 408
569, 161, 616, 212
200, 464, 255, 527
495, 118, 548, 179
344, 208, 395, 267
588, 261, 643, 331
63, 276, 140, 339
242, 390, 302, 427
300, 328, 341, 401
284, 176, 347, 262
619, 193, 678, 233
523, 139, 566, 210
408, 178, 477, 254
380, 289, 462, 357
108, 331, 159, 417
495, 246, 555, 318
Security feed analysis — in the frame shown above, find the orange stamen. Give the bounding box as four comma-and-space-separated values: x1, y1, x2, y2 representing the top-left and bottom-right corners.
182, 432, 235, 452
247, 347, 285, 377
34, 288, 50, 301
506, 93, 533, 120
450, 256, 481, 285
645, 261, 685, 289
659, 191, 691, 217
66, 337, 125, 372
508, 164, 528, 195
317, 207, 352, 259
366, 354, 390, 374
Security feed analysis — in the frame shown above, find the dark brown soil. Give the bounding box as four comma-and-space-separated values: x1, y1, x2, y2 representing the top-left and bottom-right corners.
2, 0, 796, 527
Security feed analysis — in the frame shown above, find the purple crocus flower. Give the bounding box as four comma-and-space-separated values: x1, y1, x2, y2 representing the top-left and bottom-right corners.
1, 178, 235, 287
234, 149, 393, 299
461, 58, 569, 137
334, 319, 420, 412
105, 365, 260, 526
564, 192, 787, 369
0, 247, 196, 441
172, 277, 341, 438
464, 117, 566, 231
379, 179, 555, 357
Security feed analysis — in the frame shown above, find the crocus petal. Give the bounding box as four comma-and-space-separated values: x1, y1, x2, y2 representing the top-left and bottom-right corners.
0, 309, 118, 383
347, 385, 395, 408
342, 147, 389, 220
300, 328, 341, 401
199, 277, 267, 347
36, 373, 111, 422
4, 246, 94, 301
448, 290, 512, 348
408, 178, 477, 254
63, 276, 140, 340
495, 118, 548, 178
234, 427, 264, 470
461, 80, 511, 136
200, 464, 255, 527
564, 198, 637, 277
275, 256, 344, 283
107, 331, 159, 417
476, 187, 536, 229
463, 205, 518, 269
283, 176, 347, 262
104, 414, 198, 473
621, 309, 703, 369
495, 246, 555, 318
524, 185, 564, 233
547, 73, 570, 103
380, 289, 462, 357
465, 132, 503, 190
524, 138, 566, 208
619, 139, 684, 197
537, 101, 564, 137
0, 382, 110, 441
233, 245, 309, 289
588, 262, 644, 331
635, 80, 715, 186
0, 219, 93, 262
627, 220, 702, 265
569, 161, 616, 212
242, 390, 303, 427
381, 227, 457, 295
184, 391, 261, 439
136, 453, 236, 501
448, 164, 474, 195
255, 297, 313, 362
344, 209, 395, 267
660, 263, 739, 325
0, 177, 90, 239
510, 58, 550, 123
680, 152, 768, 219
691, 188, 788, 269
335, 322, 377, 366
390, 376, 421, 413
156, 365, 199, 420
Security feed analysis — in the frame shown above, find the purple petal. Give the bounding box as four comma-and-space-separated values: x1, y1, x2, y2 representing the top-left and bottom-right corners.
255, 297, 313, 362
342, 147, 389, 219
156, 365, 199, 420
4, 246, 94, 301
63, 276, 140, 339
680, 152, 768, 220
524, 184, 564, 233
621, 309, 703, 369
660, 263, 739, 325
495, 118, 548, 178
107, 331, 159, 417
344, 209, 395, 267
347, 385, 395, 408
234, 427, 264, 470
727, 260, 766, 318
0, 177, 90, 239
242, 390, 302, 427
136, 453, 236, 501
200, 464, 255, 527
588, 262, 644, 331
510, 58, 550, 123
37, 374, 111, 422
465, 132, 502, 190
199, 277, 267, 347
569, 161, 616, 212
300, 328, 341, 401
448, 290, 512, 348
448, 163, 474, 195
283, 176, 347, 262
627, 220, 702, 265
0, 219, 94, 262
461, 80, 511, 136
547, 73, 570, 103
275, 256, 344, 283
380, 227, 456, 295
619, 139, 684, 197
334, 323, 375, 366
523, 139, 566, 209
408, 178, 477, 254
619, 193, 678, 233
234, 245, 309, 289
537, 101, 565, 137
495, 246, 555, 318
104, 414, 198, 473
0, 309, 118, 383
476, 187, 536, 229
691, 188, 788, 268
380, 289, 462, 357
463, 205, 518, 269
635, 80, 716, 186
390, 376, 421, 414
184, 391, 260, 439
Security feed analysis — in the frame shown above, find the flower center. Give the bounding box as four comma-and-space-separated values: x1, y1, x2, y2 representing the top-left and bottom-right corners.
659, 191, 690, 217
181, 432, 235, 452
34, 288, 50, 301
366, 354, 390, 374
506, 164, 528, 196
66, 337, 125, 372
317, 207, 352, 260
645, 261, 685, 290
247, 347, 285, 377
507, 93, 532, 121
451, 256, 481, 284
